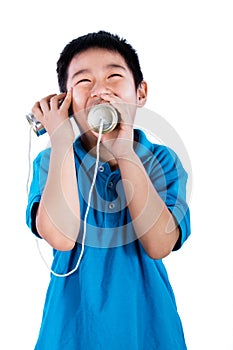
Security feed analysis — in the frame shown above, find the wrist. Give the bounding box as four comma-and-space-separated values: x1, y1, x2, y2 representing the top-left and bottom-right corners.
116, 147, 137, 163
50, 119, 75, 148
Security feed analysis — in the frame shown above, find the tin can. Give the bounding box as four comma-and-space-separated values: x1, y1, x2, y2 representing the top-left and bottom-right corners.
26, 113, 47, 136
87, 104, 119, 134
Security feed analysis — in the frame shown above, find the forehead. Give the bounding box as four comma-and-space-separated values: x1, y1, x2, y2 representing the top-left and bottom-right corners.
67, 48, 129, 77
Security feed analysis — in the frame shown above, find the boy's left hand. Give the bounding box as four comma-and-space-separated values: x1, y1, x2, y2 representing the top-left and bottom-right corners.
96, 93, 137, 160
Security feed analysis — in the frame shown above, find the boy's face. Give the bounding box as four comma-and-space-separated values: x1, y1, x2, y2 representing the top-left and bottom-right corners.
66, 48, 147, 132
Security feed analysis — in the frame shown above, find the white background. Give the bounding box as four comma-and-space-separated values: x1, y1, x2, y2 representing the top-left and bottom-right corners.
1, 0, 233, 349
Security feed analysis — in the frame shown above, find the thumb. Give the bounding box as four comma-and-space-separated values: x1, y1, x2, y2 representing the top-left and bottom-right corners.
61, 88, 72, 112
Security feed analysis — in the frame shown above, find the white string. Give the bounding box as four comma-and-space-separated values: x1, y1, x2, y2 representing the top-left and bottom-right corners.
31, 120, 104, 278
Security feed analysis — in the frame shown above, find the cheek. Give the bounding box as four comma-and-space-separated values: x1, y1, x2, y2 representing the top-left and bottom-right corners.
118, 82, 137, 101
71, 88, 87, 112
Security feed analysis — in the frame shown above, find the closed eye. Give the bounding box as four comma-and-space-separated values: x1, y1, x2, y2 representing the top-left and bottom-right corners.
108, 73, 122, 78
77, 78, 91, 84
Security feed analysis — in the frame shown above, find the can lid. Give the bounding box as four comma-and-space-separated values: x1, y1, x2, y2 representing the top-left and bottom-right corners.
87, 104, 118, 134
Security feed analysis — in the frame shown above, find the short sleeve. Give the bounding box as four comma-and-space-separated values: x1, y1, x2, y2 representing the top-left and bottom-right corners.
149, 145, 191, 250
26, 149, 51, 237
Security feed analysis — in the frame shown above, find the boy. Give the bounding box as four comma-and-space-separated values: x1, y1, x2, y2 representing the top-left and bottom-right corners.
26, 30, 190, 349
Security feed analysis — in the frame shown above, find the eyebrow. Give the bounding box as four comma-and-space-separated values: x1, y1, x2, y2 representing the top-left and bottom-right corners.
106, 64, 126, 71
71, 64, 126, 81
71, 69, 90, 81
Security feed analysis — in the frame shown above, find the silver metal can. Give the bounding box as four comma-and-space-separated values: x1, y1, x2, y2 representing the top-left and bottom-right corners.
26, 113, 46, 136
87, 104, 119, 134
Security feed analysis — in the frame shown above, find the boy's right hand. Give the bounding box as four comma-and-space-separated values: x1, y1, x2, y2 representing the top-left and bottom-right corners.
31, 90, 73, 139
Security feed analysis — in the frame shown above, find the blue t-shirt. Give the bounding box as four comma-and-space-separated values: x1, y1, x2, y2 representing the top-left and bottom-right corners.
26, 129, 190, 350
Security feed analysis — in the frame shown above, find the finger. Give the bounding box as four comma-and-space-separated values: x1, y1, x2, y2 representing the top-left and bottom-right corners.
99, 93, 116, 103
99, 94, 123, 113
60, 89, 72, 110
49, 93, 67, 110
32, 101, 43, 119
58, 90, 73, 117
39, 94, 57, 113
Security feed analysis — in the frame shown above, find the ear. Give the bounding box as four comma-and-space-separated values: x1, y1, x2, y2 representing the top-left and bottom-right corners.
137, 81, 148, 107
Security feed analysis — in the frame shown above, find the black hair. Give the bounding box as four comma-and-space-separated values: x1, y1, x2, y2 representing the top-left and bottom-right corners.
56, 30, 144, 92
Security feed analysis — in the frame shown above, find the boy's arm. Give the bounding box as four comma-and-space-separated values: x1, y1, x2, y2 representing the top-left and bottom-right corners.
36, 120, 80, 251
33, 92, 80, 251
118, 150, 180, 259
98, 92, 181, 260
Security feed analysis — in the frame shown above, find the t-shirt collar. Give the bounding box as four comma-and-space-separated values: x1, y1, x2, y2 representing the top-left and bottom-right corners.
73, 129, 152, 171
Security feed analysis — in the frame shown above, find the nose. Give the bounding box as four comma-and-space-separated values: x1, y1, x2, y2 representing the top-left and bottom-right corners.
90, 80, 111, 98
